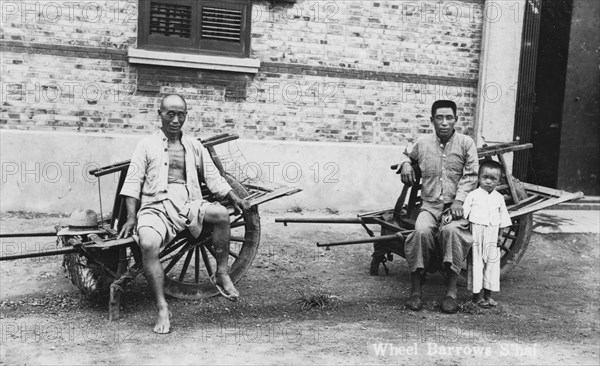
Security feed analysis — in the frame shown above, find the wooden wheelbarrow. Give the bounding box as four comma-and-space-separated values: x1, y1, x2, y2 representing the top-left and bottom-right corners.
0, 133, 301, 320
275, 141, 584, 276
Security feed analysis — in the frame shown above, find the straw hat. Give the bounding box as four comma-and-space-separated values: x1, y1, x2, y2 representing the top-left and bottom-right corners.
57, 209, 105, 236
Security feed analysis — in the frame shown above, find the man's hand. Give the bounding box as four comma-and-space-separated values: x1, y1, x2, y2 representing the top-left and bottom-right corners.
400, 162, 416, 186
227, 191, 250, 215
118, 218, 137, 239
118, 196, 140, 239
449, 200, 464, 220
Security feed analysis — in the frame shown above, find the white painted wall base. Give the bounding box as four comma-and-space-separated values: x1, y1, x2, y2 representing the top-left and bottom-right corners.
0, 130, 406, 214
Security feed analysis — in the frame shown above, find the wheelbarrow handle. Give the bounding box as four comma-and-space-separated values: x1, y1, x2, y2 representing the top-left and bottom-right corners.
316, 232, 410, 247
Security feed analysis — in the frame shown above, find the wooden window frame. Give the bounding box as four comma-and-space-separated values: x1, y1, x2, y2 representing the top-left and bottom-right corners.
138, 0, 252, 58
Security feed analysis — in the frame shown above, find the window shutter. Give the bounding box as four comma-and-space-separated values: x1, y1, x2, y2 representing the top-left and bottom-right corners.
201, 6, 243, 42
199, 1, 251, 57
150, 2, 193, 39
139, 0, 197, 50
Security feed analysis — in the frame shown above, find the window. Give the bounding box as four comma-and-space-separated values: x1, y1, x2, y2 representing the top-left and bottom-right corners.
138, 0, 252, 58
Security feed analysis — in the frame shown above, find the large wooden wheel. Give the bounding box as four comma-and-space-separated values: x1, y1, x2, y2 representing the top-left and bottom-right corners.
156, 173, 261, 299
497, 177, 533, 276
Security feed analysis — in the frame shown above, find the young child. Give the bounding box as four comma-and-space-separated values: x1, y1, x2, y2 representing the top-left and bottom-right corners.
463, 160, 512, 308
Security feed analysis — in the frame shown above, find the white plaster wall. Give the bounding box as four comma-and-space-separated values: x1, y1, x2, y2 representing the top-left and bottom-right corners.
0, 130, 405, 214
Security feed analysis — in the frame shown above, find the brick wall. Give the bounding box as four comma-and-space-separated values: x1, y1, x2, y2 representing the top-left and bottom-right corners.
1, 0, 483, 144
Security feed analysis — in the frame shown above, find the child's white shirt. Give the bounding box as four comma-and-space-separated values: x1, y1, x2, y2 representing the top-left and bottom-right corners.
463, 187, 512, 227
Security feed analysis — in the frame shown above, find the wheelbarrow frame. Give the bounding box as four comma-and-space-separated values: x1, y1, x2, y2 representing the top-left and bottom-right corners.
275, 141, 584, 276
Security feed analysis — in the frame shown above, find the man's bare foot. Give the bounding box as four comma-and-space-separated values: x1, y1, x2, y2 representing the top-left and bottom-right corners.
214, 272, 240, 299
153, 307, 171, 334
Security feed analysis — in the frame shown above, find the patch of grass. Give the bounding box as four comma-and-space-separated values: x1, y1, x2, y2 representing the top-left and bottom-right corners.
325, 207, 339, 215
458, 300, 485, 314
287, 204, 303, 213
295, 290, 341, 310
430, 299, 485, 314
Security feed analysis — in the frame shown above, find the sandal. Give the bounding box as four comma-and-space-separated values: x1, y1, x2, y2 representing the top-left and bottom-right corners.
486, 298, 498, 307
476, 298, 491, 308
209, 274, 239, 301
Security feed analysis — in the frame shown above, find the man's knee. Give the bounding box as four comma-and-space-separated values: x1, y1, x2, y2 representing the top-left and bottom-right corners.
415, 211, 438, 235
439, 225, 454, 237
414, 215, 436, 236
204, 204, 229, 225
138, 227, 163, 254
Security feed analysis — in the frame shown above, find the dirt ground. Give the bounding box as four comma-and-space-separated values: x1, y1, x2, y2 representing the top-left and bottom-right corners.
1, 210, 599, 365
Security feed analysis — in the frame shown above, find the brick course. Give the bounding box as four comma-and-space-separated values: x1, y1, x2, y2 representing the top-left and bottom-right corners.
1, 0, 483, 144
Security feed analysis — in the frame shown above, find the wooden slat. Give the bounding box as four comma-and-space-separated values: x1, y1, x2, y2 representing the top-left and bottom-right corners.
478, 143, 533, 158
477, 141, 520, 153
507, 193, 543, 211
358, 208, 394, 218
509, 191, 584, 218
79, 236, 136, 250
522, 182, 573, 197
227, 187, 301, 215
498, 153, 520, 204
369, 217, 403, 232
243, 184, 273, 193
246, 187, 302, 207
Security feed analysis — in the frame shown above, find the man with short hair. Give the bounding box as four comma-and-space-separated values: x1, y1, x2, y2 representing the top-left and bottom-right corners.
398, 100, 479, 313
118, 94, 249, 333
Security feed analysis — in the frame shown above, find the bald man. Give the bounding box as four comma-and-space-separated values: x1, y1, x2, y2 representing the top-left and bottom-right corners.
118, 94, 249, 333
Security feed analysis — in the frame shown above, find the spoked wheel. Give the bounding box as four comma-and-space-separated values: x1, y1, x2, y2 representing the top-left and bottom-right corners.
156, 174, 261, 299
498, 177, 533, 276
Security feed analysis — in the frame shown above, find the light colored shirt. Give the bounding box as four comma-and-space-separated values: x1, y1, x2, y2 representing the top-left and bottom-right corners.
463, 187, 513, 227
120, 130, 232, 206
400, 131, 479, 204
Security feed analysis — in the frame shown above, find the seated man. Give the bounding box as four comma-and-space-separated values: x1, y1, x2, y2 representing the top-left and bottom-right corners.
398, 100, 478, 313
118, 94, 249, 333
